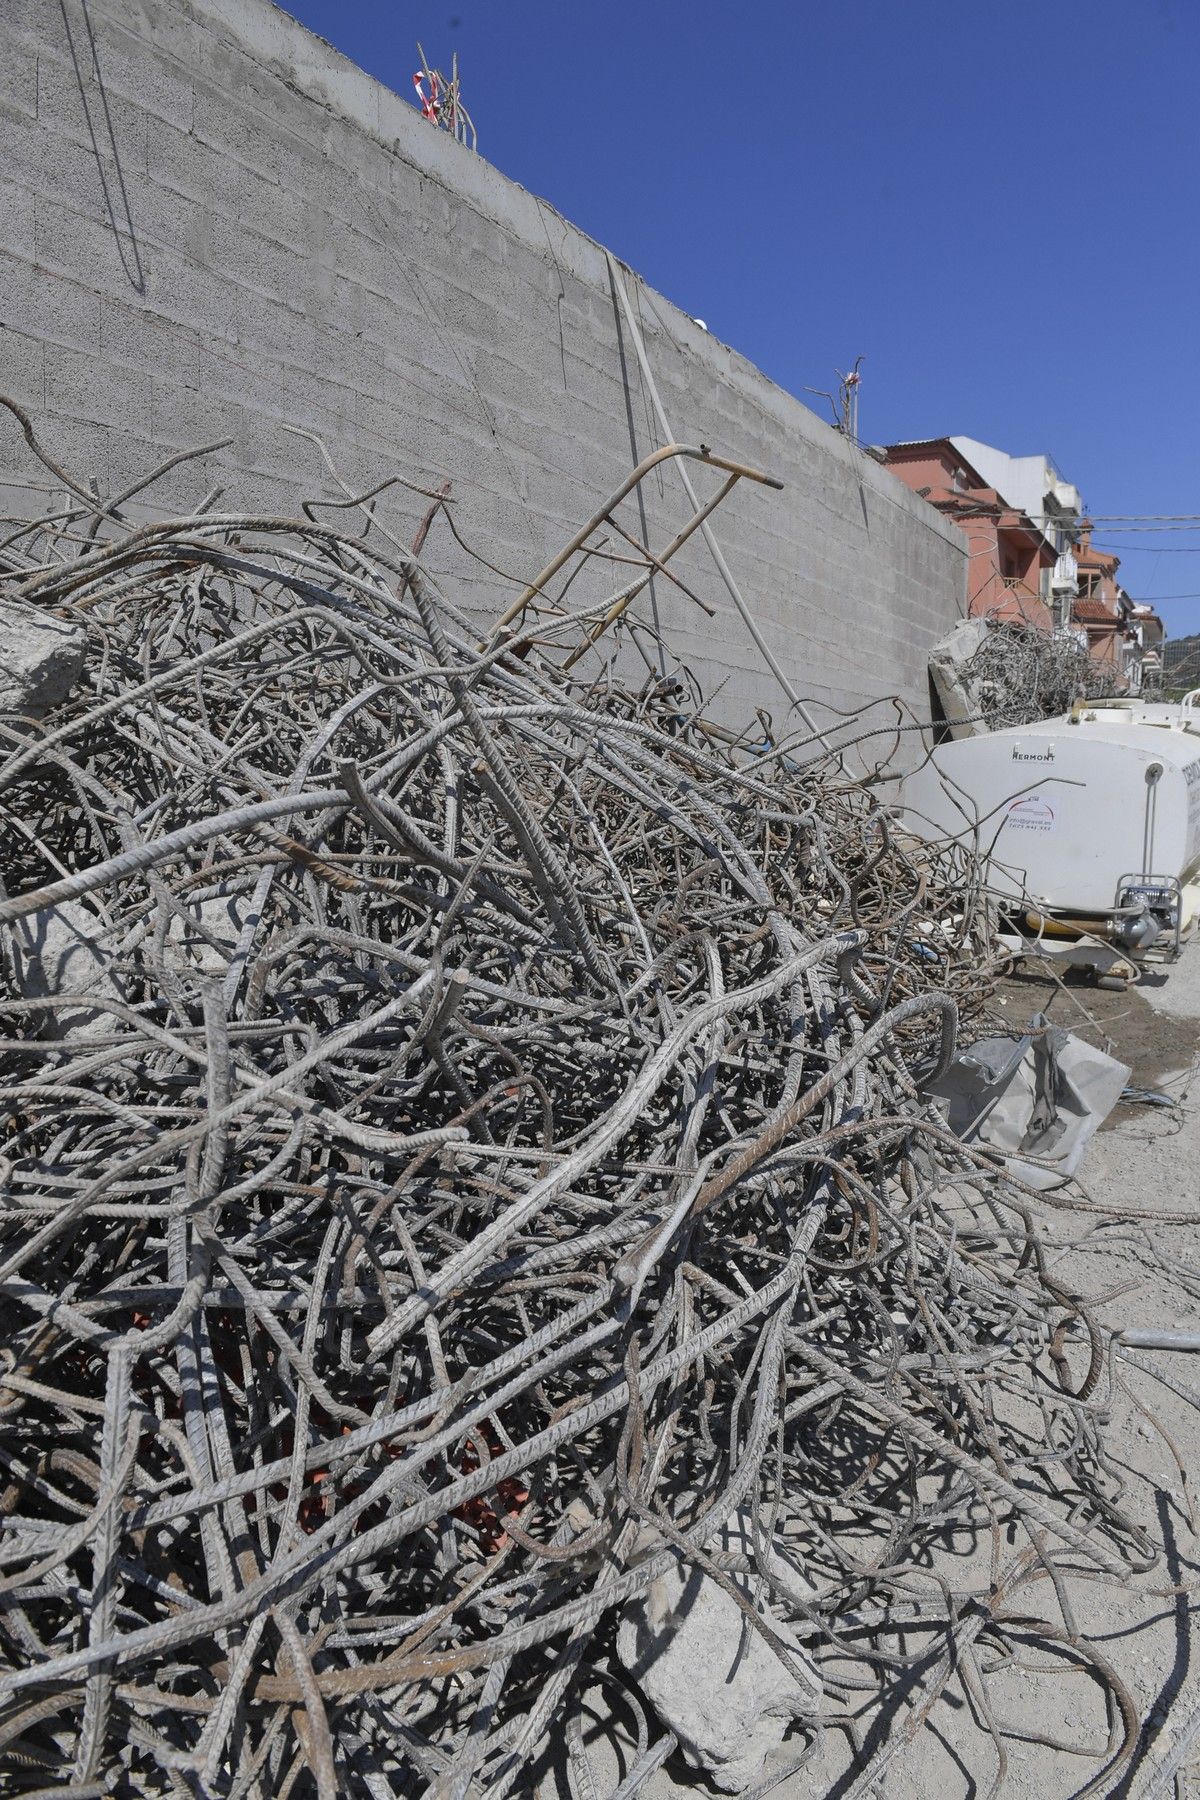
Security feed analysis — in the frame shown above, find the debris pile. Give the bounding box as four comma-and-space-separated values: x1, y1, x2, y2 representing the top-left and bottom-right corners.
960, 619, 1112, 731
0, 446, 1155, 1797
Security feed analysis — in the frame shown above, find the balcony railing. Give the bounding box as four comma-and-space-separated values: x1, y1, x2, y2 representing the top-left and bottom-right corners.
1051, 551, 1078, 592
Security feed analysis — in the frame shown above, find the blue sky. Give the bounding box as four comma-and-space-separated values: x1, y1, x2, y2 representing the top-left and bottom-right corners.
286, 0, 1200, 636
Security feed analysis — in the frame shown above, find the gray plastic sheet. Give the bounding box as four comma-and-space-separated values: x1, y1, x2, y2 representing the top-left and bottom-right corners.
927, 1012, 1130, 1190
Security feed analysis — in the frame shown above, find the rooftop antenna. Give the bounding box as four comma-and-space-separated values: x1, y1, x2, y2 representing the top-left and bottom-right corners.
836, 356, 864, 444
803, 356, 864, 444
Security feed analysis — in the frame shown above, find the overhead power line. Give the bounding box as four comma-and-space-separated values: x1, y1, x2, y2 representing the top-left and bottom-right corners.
1041, 513, 1200, 524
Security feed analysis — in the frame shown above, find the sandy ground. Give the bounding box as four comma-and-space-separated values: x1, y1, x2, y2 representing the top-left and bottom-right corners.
537, 947, 1200, 1800
859, 946, 1200, 1798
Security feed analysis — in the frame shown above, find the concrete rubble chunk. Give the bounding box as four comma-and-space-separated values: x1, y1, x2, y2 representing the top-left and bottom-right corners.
0, 598, 86, 717
927, 616, 993, 739
4, 901, 123, 1039
616, 1529, 821, 1794
4, 894, 255, 1038
159, 893, 256, 974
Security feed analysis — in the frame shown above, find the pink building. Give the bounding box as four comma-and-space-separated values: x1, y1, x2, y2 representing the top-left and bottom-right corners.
882, 439, 1056, 629
1073, 524, 1140, 687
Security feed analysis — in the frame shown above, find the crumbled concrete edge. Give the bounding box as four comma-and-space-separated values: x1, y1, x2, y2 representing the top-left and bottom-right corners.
616, 1535, 820, 1794
928, 617, 992, 739
0, 599, 86, 718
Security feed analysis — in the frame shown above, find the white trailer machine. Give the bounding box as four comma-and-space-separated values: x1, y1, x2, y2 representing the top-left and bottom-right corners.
903, 696, 1200, 981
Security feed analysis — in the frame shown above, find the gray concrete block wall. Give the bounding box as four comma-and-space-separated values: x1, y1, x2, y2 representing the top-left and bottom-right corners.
0, 0, 967, 740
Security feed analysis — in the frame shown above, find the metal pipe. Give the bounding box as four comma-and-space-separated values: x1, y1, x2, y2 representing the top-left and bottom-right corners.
1022, 905, 1147, 940
605, 253, 837, 754
561, 471, 741, 671
1119, 1329, 1200, 1352
486, 442, 781, 641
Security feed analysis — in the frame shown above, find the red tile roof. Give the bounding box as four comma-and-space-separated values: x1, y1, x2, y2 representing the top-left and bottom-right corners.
1073, 597, 1118, 624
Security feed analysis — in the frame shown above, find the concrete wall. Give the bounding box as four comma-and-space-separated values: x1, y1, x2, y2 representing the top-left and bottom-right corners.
0, 0, 967, 739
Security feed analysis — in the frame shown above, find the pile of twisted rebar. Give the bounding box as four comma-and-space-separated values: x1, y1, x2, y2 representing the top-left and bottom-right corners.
0, 454, 1158, 1798
963, 620, 1113, 730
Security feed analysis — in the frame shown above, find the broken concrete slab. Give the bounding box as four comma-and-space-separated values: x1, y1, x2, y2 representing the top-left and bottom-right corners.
4, 900, 123, 1038
158, 892, 257, 975
0, 598, 86, 717
3, 894, 256, 1039
616, 1542, 820, 1794
928, 616, 992, 739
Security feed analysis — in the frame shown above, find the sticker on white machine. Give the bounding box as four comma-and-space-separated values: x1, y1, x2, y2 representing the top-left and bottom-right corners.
1184, 758, 1200, 832
1004, 792, 1056, 834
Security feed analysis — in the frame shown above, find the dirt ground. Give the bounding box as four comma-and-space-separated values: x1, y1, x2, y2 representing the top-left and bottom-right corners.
993, 961, 1199, 1093
862, 944, 1200, 1798
557, 946, 1200, 1800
